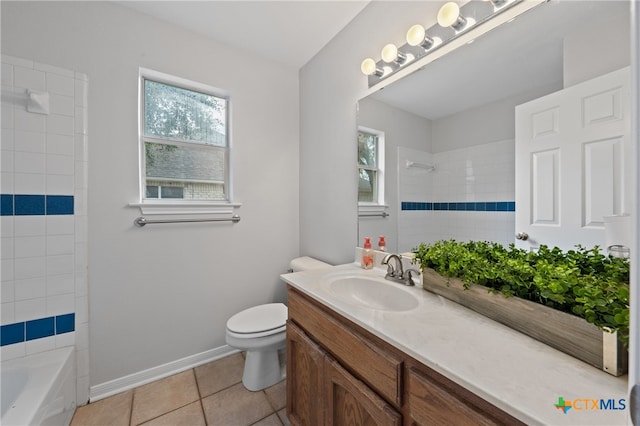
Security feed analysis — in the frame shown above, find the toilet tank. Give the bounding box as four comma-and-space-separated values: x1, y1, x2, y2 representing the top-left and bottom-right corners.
289, 256, 331, 272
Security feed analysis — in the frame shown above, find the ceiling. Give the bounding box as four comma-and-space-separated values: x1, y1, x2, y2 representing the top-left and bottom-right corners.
117, 1, 369, 69
368, 1, 630, 120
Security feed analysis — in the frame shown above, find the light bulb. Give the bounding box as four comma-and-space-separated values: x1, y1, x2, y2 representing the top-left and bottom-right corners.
381, 44, 399, 63
406, 25, 426, 46
361, 58, 379, 76
438, 2, 467, 30
437, 2, 459, 27
406, 24, 435, 50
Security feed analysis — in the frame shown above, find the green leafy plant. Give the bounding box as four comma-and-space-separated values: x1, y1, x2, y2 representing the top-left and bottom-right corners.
412, 240, 630, 348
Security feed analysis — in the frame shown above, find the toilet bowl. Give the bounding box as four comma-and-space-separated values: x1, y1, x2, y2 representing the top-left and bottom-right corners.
225, 303, 288, 391
225, 256, 331, 391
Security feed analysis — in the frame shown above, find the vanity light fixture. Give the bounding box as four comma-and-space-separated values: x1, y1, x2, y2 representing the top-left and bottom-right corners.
361, 58, 384, 77
406, 24, 435, 50
486, 0, 509, 8
437, 2, 468, 31
361, 0, 541, 88
381, 43, 407, 64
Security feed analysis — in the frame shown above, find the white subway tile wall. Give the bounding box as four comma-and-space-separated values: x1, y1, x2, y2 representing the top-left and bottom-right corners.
398, 140, 516, 252
1, 54, 89, 405
398, 146, 434, 251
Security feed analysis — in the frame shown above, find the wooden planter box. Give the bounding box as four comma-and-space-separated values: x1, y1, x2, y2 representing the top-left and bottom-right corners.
422, 268, 628, 376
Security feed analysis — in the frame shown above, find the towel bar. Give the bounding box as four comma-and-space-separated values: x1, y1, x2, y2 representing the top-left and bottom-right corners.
134, 215, 240, 227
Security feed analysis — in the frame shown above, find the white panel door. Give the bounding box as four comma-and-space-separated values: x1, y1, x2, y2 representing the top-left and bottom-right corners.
515, 67, 630, 251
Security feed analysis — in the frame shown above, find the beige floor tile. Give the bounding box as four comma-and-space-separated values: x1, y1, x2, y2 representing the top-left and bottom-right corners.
251, 413, 283, 426
264, 380, 286, 411
70, 390, 133, 426
139, 401, 205, 426
194, 352, 244, 397
131, 370, 200, 425
201, 382, 274, 426
277, 408, 291, 426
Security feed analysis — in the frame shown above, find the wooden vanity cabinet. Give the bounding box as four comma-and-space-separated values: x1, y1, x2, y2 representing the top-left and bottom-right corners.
287, 286, 524, 426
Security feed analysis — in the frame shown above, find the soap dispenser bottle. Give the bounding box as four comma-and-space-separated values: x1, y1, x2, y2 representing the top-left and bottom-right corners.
378, 235, 386, 252
362, 237, 374, 269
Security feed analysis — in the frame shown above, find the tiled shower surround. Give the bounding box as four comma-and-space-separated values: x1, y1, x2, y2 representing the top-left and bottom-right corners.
1, 54, 89, 404
398, 140, 516, 252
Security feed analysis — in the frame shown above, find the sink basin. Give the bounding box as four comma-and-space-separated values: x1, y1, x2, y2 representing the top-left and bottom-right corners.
325, 275, 420, 312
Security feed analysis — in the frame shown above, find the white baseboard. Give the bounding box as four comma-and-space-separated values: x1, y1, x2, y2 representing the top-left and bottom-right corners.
89, 345, 240, 402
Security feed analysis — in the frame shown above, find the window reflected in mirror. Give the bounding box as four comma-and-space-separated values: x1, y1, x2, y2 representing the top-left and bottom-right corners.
358, 128, 384, 205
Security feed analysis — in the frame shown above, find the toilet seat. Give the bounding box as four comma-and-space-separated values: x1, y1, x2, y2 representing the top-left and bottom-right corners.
226, 303, 287, 339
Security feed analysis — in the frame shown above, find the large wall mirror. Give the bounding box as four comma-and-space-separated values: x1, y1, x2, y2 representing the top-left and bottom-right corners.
357, 0, 631, 254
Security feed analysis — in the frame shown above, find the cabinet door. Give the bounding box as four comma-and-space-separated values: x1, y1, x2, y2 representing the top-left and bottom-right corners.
325, 356, 401, 426
408, 367, 522, 426
287, 321, 325, 426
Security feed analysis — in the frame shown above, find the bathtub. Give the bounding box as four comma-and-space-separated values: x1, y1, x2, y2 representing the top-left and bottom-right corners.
1, 347, 76, 426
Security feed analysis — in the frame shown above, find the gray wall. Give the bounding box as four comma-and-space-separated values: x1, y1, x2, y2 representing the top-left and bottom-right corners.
563, 10, 631, 87
2, 1, 300, 387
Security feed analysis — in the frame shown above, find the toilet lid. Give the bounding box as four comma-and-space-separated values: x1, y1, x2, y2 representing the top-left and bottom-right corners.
226, 303, 287, 334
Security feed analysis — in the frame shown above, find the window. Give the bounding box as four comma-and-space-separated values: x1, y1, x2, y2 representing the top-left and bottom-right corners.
358, 127, 384, 205
139, 69, 229, 203
145, 185, 184, 199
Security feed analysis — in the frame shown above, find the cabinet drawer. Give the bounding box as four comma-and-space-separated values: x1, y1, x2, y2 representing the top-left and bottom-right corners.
408, 366, 524, 426
288, 288, 403, 406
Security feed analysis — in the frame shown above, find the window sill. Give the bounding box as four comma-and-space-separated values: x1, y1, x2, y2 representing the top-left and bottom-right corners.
129, 201, 242, 215
358, 204, 389, 218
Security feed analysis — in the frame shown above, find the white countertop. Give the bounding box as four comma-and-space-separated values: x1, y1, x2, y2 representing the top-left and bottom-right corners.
281, 263, 629, 426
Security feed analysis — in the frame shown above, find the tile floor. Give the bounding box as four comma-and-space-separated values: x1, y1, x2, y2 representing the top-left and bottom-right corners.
71, 353, 290, 426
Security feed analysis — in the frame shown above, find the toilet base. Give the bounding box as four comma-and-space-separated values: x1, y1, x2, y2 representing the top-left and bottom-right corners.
242, 348, 286, 391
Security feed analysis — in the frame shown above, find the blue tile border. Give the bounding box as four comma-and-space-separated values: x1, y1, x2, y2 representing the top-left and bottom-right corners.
47, 195, 74, 215
15, 194, 45, 215
56, 313, 75, 334
1, 322, 25, 346
1, 194, 74, 216
1, 194, 14, 215
401, 202, 433, 211
401, 201, 515, 212
26, 317, 55, 341
1, 313, 75, 346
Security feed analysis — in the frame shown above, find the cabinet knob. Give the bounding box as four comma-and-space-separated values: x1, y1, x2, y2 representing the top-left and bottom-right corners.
516, 232, 529, 241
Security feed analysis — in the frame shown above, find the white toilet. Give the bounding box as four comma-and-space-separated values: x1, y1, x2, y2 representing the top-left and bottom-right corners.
225, 256, 330, 391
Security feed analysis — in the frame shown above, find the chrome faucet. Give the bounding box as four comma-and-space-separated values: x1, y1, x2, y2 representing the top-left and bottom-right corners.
382, 254, 403, 278
403, 268, 421, 286
381, 254, 417, 286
